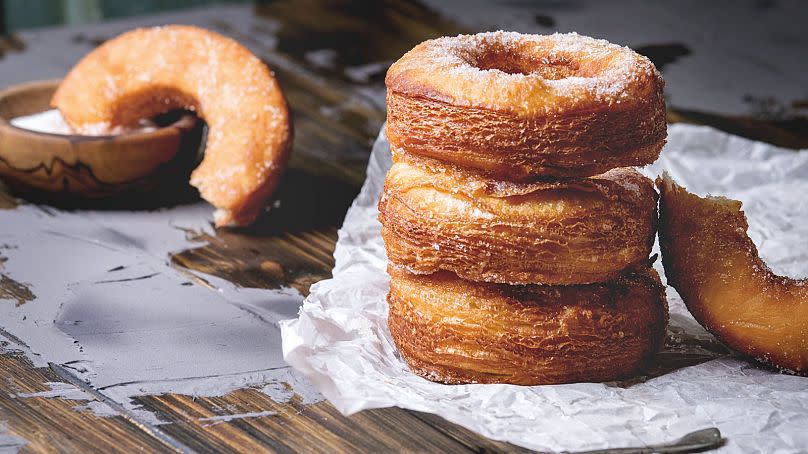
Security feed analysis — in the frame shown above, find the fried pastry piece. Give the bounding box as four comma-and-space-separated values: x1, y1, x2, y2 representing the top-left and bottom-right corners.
52, 25, 293, 226
379, 161, 657, 285
657, 174, 808, 373
385, 31, 666, 181
387, 266, 668, 385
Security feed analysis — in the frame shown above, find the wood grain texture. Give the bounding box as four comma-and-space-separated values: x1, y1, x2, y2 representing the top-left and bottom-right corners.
667, 108, 808, 149
134, 391, 532, 454
0, 182, 17, 208
172, 226, 338, 295
2, 348, 533, 453
0, 273, 34, 306
1, 246, 35, 307
0, 34, 25, 58
0, 353, 174, 453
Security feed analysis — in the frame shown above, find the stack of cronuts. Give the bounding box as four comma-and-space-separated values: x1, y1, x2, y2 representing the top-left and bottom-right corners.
379, 31, 669, 385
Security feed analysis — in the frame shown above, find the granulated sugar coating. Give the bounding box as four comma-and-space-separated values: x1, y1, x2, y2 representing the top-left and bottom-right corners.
389, 31, 661, 114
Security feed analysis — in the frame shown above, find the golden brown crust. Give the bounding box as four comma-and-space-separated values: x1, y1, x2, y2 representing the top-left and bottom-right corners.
387, 266, 668, 385
385, 32, 666, 180
51, 25, 293, 226
657, 174, 808, 373
378, 161, 658, 285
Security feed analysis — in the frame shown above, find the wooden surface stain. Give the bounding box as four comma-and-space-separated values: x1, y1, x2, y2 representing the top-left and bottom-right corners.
132, 389, 534, 454
668, 108, 808, 149
0, 253, 34, 306
0, 34, 25, 60
635, 43, 692, 71
0, 185, 17, 208
0, 273, 35, 306
0, 353, 174, 453
172, 227, 337, 295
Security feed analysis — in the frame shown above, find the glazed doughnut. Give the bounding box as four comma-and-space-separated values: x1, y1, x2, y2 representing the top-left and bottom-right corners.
385, 31, 666, 181
51, 25, 292, 226
387, 266, 668, 385
658, 174, 808, 373
378, 161, 657, 285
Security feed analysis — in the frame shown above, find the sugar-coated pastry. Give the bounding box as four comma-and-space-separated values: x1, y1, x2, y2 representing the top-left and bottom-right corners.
52, 25, 292, 226
658, 174, 808, 374
387, 266, 668, 385
379, 161, 657, 285
385, 31, 665, 181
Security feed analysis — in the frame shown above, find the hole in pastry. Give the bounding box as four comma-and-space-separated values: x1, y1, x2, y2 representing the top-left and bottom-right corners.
473, 49, 580, 79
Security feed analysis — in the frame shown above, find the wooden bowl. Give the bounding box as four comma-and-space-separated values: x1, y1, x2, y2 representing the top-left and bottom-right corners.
0, 80, 203, 203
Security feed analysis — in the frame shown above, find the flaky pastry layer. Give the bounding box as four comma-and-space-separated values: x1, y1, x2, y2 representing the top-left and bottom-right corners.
378, 161, 658, 285
387, 266, 668, 385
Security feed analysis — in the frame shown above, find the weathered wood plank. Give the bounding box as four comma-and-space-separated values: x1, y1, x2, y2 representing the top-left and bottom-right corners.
0, 183, 17, 209
668, 108, 808, 150
0, 353, 174, 453
172, 226, 338, 295
134, 389, 531, 454
2, 344, 533, 454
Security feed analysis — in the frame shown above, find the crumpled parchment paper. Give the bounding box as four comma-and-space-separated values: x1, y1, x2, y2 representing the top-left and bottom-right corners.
280, 124, 808, 453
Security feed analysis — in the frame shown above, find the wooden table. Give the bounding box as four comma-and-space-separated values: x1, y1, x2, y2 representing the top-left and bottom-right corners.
0, 2, 805, 453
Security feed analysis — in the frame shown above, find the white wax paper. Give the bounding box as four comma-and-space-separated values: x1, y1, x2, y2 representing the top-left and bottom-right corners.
280, 124, 808, 453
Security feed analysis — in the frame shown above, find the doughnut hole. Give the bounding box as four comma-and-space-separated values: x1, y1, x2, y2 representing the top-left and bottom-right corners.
109, 85, 200, 127
472, 46, 581, 79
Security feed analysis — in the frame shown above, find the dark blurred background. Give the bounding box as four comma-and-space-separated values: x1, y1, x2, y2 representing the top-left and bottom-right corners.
0, 0, 248, 32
